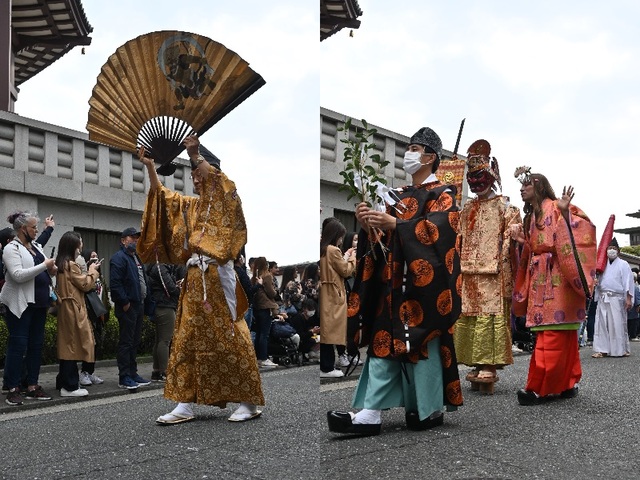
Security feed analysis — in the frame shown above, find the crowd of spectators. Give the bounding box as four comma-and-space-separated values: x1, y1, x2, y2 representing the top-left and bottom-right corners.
242, 256, 321, 366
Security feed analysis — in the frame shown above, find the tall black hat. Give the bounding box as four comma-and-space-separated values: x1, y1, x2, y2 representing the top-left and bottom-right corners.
409, 127, 442, 160
195, 145, 221, 170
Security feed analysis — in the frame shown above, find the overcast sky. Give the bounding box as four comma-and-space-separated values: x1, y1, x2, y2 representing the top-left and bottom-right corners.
321, 0, 640, 246
15, 0, 318, 266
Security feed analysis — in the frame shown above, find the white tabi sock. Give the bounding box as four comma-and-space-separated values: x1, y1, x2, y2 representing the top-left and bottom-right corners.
233, 402, 257, 415
353, 408, 381, 425
171, 402, 194, 417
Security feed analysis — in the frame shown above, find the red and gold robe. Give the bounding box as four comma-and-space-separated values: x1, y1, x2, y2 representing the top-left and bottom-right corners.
512, 198, 596, 396
454, 195, 521, 367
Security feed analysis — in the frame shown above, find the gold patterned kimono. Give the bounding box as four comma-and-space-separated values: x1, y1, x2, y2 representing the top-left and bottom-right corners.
454, 194, 521, 367
137, 165, 264, 407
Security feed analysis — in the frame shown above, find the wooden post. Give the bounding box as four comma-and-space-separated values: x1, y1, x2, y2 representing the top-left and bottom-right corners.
0, 0, 17, 112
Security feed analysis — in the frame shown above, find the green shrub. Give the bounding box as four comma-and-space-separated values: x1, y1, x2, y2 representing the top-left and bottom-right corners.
41, 316, 59, 366
0, 310, 156, 369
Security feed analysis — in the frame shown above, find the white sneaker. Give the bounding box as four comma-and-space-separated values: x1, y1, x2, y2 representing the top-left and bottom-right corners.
307, 350, 320, 360
60, 388, 89, 397
335, 354, 350, 368
320, 369, 344, 378
259, 359, 278, 367
87, 373, 104, 384
79, 371, 92, 386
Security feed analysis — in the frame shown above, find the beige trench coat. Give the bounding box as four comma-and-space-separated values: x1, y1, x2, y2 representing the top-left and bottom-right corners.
319, 245, 356, 346
56, 262, 97, 362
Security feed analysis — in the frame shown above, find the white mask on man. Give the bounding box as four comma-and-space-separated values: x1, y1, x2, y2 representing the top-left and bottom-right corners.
607, 248, 618, 260
403, 151, 426, 175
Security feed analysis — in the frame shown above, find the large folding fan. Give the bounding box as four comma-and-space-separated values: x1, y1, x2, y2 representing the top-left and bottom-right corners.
87, 30, 265, 175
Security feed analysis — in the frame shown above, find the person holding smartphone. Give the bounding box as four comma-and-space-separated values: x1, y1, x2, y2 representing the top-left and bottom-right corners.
1, 211, 57, 405
77, 250, 108, 386
55, 232, 102, 397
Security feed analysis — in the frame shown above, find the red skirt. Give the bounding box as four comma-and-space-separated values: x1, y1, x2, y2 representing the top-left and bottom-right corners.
525, 330, 581, 396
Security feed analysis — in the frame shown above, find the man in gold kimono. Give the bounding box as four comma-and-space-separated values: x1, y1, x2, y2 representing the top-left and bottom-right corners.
453, 140, 521, 391
138, 135, 264, 424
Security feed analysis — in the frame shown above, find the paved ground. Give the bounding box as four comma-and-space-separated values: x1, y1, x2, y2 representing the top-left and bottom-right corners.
0, 355, 326, 414
0, 356, 163, 414
2, 343, 640, 479
320, 342, 640, 479
0, 361, 319, 480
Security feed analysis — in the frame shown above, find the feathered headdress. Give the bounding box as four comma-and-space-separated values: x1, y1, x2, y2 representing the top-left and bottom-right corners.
466, 139, 502, 190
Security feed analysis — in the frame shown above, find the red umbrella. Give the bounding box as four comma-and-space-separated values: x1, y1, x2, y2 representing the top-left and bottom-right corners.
596, 214, 615, 274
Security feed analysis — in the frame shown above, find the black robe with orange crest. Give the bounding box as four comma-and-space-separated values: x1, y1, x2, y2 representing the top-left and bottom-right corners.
348, 181, 463, 408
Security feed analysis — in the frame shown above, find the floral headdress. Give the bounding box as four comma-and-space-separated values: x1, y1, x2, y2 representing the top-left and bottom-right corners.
514, 165, 532, 184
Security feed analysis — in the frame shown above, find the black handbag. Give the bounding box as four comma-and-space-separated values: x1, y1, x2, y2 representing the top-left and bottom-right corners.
85, 290, 108, 321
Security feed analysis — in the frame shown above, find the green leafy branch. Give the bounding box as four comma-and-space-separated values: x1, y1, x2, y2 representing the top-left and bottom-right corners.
338, 118, 390, 207
337, 118, 391, 259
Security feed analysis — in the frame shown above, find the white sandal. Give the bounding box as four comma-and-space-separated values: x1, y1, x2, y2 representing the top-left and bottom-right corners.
228, 410, 262, 422
156, 412, 195, 425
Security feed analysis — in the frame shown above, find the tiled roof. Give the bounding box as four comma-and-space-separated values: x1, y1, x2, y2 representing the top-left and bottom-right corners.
320, 0, 363, 41
11, 0, 93, 86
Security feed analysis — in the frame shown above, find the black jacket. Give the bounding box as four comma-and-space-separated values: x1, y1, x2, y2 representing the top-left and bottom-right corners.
234, 264, 258, 303
109, 246, 148, 306
147, 263, 184, 309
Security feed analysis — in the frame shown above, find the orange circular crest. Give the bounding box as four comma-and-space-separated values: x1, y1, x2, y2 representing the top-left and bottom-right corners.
347, 292, 360, 317
397, 197, 419, 220
362, 255, 375, 281
440, 345, 453, 368
445, 247, 456, 274
415, 220, 439, 246
399, 299, 424, 327
372, 330, 392, 357
436, 194, 453, 211
409, 258, 434, 287
393, 339, 407, 356
437, 289, 453, 316
446, 380, 463, 405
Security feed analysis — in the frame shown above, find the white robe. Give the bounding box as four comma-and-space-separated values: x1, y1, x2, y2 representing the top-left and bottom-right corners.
593, 257, 634, 357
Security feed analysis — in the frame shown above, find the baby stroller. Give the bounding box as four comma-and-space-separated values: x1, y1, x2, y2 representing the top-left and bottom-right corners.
512, 315, 536, 353
268, 320, 303, 367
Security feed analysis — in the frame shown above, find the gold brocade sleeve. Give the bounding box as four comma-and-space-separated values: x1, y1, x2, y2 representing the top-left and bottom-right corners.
138, 184, 192, 264
137, 165, 247, 265
188, 167, 247, 263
